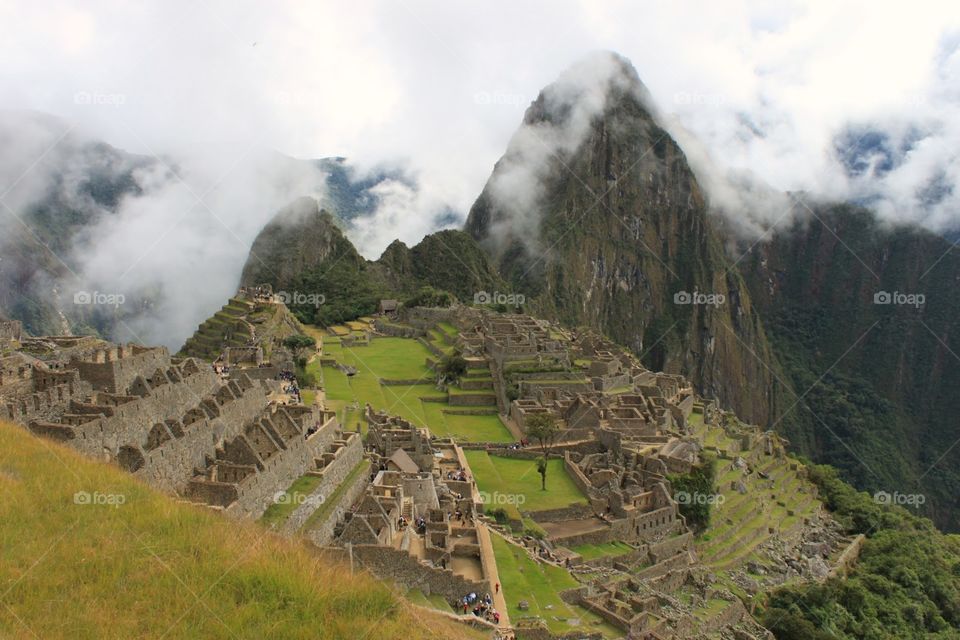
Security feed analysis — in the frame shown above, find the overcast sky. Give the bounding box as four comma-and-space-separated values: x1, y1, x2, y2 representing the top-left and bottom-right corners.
2, 1, 959, 346
3, 1, 959, 222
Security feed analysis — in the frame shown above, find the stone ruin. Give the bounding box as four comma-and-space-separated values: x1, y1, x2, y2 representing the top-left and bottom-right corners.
325, 406, 497, 605
1, 333, 352, 520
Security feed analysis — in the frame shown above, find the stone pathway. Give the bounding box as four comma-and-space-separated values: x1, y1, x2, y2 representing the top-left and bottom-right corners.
476, 522, 511, 631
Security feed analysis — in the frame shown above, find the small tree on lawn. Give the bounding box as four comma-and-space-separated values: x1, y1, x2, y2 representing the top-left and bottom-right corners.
525, 412, 559, 490
437, 351, 468, 387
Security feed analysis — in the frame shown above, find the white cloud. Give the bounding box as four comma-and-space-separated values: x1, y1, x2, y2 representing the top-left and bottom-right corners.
2, 0, 960, 346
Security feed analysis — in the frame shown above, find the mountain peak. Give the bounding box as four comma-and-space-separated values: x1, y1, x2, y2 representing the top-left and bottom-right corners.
521, 51, 655, 130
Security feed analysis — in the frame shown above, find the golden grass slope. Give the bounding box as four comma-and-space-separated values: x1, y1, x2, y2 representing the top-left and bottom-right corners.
0, 420, 486, 640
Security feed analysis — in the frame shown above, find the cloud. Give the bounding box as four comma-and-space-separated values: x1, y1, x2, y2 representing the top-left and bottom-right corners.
0, 112, 328, 348
2, 1, 960, 347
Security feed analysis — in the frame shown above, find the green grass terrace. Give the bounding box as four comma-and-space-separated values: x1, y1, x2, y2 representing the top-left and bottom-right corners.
319, 330, 513, 443
464, 450, 589, 520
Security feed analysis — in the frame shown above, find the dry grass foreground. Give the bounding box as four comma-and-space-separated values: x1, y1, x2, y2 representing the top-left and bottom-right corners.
0, 420, 486, 640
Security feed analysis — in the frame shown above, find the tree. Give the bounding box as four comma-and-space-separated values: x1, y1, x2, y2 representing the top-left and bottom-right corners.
437, 352, 468, 386
525, 413, 559, 490
283, 334, 316, 358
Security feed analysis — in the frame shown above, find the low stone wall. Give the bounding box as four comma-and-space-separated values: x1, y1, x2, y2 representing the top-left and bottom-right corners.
634, 550, 689, 581
829, 534, 866, 579
379, 378, 431, 386
514, 619, 604, 640
373, 319, 424, 339
564, 452, 595, 499
448, 393, 496, 406
442, 407, 499, 416
527, 503, 595, 524
459, 378, 493, 391
303, 460, 372, 546
647, 531, 693, 562
418, 337, 446, 359
323, 544, 487, 603
279, 434, 364, 535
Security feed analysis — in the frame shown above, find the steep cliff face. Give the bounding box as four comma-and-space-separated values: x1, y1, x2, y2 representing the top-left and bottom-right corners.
740, 204, 960, 531
466, 53, 784, 425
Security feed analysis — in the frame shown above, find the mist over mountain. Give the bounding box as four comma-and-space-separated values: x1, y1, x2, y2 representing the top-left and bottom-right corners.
0, 112, 453, 348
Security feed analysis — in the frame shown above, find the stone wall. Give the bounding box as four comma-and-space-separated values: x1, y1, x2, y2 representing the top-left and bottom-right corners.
448, 392, 497, 406
70, 346, 171, 394
304, 460, 372, 546
221, 421, 330, 519
280, 433, 365, 535
323, 544, 488, 603
0, 320, 22, 346
373, 319, 424, 339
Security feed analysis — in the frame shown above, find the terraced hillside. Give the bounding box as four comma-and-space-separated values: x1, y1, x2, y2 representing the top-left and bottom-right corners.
178, 294, 307, 362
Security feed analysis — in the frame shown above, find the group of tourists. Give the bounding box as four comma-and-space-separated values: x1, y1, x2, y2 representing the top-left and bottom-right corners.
458, 591, 500, 624
445, 469, 469, 482
504, 438, 529, 451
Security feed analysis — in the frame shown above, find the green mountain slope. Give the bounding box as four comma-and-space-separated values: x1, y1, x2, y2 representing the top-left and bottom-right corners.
740, 203, 960, 532
465, 52, 785, 426
238, 197, 504, 324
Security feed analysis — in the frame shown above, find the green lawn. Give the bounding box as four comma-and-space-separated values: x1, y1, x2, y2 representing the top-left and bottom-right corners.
405, 589, 453, 612
324, 336, 433, 380
421, 403, 513, 443
491, 534, 620, 638
320, 334, 513, 442
464, 451, 588, 519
